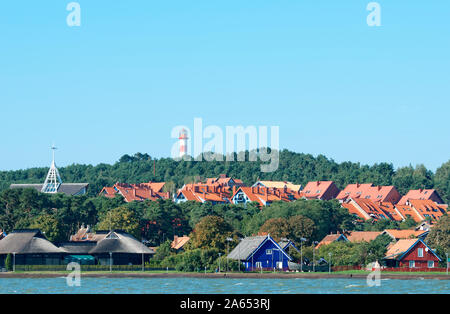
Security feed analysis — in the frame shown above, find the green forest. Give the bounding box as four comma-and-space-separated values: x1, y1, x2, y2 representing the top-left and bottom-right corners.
1, 149, 449, 268
1, 150, 449, 203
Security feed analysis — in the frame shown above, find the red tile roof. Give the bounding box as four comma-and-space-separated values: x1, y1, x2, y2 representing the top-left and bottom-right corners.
398, 189, 444, 205
232, 186, 302, 207
383, 229, 428, 241
345, 231, 382, 242
342, 198, 392, 221
100, 182, 170, 202
316, 233, 347, 248
177, 183, 232, 204
336, 183, 401, 204
407, 199, 447, 222
300, 181, 340, 200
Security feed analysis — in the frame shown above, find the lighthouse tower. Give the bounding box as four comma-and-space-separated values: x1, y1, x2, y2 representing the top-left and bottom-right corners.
179, 129, 189, 158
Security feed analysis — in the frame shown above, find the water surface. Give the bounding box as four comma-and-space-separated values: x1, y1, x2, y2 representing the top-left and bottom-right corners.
0, 277, 448, 294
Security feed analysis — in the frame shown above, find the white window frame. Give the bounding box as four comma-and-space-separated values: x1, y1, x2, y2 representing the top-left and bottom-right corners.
409, 260, 415, 268
255, 262, 262, 268
428, 261, 434, 268
276, 261, 283, 269
266, 249, 273, 255
418, 248, 424, 258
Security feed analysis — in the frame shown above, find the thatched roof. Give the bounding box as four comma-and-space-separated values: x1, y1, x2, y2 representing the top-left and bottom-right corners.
0, 229, 64, 254
89, 231, 155, 254
57, 241, 97, 254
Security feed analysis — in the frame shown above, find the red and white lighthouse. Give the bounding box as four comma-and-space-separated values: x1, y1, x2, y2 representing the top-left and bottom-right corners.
179, 129, 189, 158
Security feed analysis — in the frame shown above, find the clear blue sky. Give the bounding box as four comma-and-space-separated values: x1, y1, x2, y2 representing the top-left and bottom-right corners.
1, 1, 449, 171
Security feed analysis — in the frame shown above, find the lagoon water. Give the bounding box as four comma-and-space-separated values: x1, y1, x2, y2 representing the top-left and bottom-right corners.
0, 277, 449, 294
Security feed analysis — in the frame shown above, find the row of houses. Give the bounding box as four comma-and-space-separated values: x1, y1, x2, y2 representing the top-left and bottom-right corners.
100, 175, 448, 224
0, 229, 154, 268
315, 228, 442, 269
225, 227, 444, 272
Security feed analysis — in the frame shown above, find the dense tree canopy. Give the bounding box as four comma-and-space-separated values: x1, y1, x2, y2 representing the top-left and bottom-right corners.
1, 150, 448, 203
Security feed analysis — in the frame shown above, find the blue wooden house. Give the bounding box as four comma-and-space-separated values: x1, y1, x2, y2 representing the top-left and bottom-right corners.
227, 235, 292, 271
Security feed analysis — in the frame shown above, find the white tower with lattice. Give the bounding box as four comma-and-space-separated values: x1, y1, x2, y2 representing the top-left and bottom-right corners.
179, 129, 189, 158
41, 145, 63, 193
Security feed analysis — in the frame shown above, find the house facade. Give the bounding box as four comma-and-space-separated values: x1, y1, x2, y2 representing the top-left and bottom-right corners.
384, 238, 441, 269
227, 235, 292, 271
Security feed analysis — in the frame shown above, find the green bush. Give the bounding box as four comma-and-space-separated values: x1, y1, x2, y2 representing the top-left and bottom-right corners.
5, 254, 12, 271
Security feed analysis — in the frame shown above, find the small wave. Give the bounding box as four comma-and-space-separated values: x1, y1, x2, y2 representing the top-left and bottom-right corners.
233, 282, 243, 286
345, 284, 362, 288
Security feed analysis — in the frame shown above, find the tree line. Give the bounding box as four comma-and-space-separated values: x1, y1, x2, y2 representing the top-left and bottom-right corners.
1, 150, 449, 203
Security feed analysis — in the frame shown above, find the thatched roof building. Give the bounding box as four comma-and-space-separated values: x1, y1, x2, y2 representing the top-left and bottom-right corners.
88, 230, 155, 265
0, 229, 63, 254
0, 229, 65, 266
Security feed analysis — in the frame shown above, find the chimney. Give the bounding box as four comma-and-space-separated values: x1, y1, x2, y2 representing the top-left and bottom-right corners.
233, 185, 236, 196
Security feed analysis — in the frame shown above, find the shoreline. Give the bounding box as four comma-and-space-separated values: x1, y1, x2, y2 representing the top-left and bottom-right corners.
0, 272, 449, 280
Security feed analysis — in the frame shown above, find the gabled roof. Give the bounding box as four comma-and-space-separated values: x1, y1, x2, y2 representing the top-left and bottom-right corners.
176, 184, 231, 204
316, 233, 348, 248
408, 200, 447, 221
385, 238, 441, 261
227, 235, 292, 261
342, 198, 391, 221
379, 202, 404, 222
385, 239, 418, 260
171, 236, 190, 250
278, 238, 301, 253
382, 229, 428, 241
394, 204, 424, 223
0, 229, 64, 254
253, 181, 302, 192
301, 181, 339, 200
398, 189, 444, 205
101, 182, 169, 202
89, 231, 154, 254
232, 186, 302, 207
345, 231, 382, 243
336, 183, 400, 203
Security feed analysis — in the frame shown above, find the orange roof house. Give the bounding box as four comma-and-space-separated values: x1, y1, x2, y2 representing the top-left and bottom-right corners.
394, 204, 424, 223
100, 182, 170, 203
231, 186, 302, 207
382, 229, 428, 241
171, 235, 190, 251
175, 184, 232, 204
253, 181, 302, 193
206, 174, 244, 188
336, 183, 401, 204
378, 202, 405, 222
341, 198, 393, 221
345, 231, 382, 243
407, 199, 447, 222
315, 233, 348, 249
300, 181, 340, 200
384, 238, 441, 268
398, 189, 444, 205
